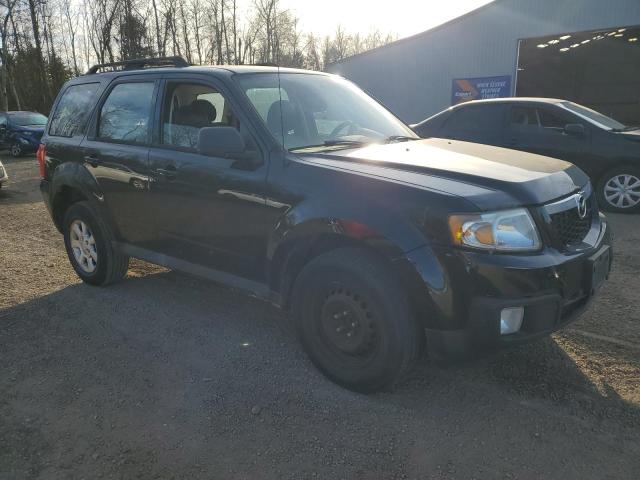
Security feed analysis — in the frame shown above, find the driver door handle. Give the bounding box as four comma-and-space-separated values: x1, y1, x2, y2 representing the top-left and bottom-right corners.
156, 166, 178, 179
84, 154, 99, 167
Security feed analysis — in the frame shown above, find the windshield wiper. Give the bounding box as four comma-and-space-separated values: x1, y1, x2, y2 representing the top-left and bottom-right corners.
290, 139, 368, 152
384, 135, 419, 143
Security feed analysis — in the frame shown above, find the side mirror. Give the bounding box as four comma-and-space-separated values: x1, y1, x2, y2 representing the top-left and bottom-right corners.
197, 126, 246, 158
564, 123, 585, 136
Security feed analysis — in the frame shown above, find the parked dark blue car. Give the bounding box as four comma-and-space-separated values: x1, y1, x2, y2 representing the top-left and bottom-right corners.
0, 111, 47, 157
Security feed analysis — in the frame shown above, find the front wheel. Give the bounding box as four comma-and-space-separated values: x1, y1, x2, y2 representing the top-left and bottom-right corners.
63, 201, 129, 286
291, 247, 422, 393
597, 166, 640, 213
10, 143, 22, 157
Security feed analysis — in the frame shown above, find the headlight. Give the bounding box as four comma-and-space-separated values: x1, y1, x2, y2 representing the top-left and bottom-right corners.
448, 208, 541, 252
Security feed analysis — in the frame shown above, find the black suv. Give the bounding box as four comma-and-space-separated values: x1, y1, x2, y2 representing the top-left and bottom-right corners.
39, 58, 612, 392
412, 98, 640, 213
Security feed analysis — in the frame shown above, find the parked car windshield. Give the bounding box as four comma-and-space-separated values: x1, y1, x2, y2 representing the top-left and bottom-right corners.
559, 102, 627, 131
236, 72, 417, 151
8, 112, 48, 126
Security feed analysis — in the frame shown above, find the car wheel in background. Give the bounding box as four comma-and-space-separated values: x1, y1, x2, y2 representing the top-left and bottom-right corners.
292, 247, 422, 393
62, 201, 129, 286
10, 143, 22, 157
597, 166, 640, 213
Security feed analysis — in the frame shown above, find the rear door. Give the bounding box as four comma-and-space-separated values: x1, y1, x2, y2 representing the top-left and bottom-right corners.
45, 81, 104, 177
437, 103, 506, 146
81, 75, 160, 247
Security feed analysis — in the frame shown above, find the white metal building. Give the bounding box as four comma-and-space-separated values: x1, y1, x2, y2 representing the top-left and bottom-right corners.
326, 0, 640, 125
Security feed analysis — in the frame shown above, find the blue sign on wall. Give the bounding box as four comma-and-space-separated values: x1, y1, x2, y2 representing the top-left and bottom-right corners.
451, 75, 512, 105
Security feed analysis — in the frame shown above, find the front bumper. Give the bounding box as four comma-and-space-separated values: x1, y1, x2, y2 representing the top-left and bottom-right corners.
405, 214, 613, 360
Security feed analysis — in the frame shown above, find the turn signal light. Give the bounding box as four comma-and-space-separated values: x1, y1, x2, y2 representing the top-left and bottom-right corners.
36, 144, 46, 178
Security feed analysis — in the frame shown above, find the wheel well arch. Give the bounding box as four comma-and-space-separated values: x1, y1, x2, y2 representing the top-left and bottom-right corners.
271, 232, 366, 308
51, 185, 89, 231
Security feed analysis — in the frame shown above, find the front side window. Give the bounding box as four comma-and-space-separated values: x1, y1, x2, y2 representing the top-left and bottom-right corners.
161, 82, 237, 150
49, 83, 99, 137
509, 106, 538, 128
236, 73, 415, 151
98, 82, 154, 143
538, 108, 568, 129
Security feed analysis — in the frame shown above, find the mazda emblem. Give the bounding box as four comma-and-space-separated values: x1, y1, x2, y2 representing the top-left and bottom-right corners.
576, 193, 588, 219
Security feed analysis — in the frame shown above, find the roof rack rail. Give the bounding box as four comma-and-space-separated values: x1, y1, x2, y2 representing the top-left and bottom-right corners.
86, 56, 189, 74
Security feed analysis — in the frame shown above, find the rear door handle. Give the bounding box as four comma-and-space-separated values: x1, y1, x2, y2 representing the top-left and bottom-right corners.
84, 154, 99, 167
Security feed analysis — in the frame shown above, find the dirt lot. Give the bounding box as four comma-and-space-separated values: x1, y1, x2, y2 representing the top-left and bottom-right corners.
1, 154, 639, 479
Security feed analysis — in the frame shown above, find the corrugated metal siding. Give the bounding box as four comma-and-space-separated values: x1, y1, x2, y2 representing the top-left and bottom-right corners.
327, 0, 640, 123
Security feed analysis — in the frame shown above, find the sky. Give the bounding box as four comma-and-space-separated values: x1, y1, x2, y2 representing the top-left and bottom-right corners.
279, 0, 495, 39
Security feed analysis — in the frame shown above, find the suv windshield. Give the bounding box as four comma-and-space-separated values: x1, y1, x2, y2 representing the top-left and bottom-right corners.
560, 102, 627, 131
236, 72, 416, 151
8, 112, 48, 126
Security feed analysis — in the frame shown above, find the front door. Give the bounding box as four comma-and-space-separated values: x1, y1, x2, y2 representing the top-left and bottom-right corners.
81, 77, 159, 247
505, 105, 590, 165
147, 77, 272, 282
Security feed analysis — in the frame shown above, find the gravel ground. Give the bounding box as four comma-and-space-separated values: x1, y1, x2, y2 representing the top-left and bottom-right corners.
1, 155, 639, 479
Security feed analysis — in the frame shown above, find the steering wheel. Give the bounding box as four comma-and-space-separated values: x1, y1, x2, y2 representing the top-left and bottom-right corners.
329, 121, 357, 138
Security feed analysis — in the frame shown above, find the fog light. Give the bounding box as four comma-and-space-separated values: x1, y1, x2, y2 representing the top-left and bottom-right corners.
500, 307, 524, 335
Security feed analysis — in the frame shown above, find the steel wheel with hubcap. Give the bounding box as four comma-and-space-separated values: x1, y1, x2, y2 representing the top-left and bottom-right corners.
604, 174, 640, 209
598, 166, 640, 213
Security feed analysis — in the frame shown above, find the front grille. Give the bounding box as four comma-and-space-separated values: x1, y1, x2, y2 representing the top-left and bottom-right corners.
547, 193, 594, 248
550, 207, 592, 245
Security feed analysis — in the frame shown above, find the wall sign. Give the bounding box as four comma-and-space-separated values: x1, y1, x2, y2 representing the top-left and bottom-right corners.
451, 75, 512, 105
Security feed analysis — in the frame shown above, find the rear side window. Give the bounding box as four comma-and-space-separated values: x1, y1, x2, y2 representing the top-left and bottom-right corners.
98, 82, 155, 144
49, 83, 100, 137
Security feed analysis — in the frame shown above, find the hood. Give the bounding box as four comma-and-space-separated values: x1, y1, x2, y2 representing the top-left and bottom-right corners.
299, 138, 589, 210
613, 129, 640, 142
14, 124, 45, 133
13, 124, 44, 141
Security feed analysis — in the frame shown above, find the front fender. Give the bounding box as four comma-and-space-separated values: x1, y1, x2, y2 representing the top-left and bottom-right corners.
266, 201, 450, 324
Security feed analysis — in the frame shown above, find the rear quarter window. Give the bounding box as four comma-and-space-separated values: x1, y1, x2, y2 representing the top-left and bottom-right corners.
49, 83, 100, 137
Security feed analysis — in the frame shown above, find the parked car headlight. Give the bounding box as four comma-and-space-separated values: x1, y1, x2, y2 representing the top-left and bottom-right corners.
448, 208, 541, 252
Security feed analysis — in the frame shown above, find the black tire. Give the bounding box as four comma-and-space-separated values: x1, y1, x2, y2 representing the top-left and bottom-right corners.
596, 166, 640, 213
10, 143, 22, 157
291, 247, 421, 393
62, 201, 129, 286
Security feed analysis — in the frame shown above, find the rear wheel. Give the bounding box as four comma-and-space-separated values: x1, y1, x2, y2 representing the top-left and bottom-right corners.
10, 143, 22, 157
292, 247, 421, 393
63, 201, 129, 286
597, 166, 640, 213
